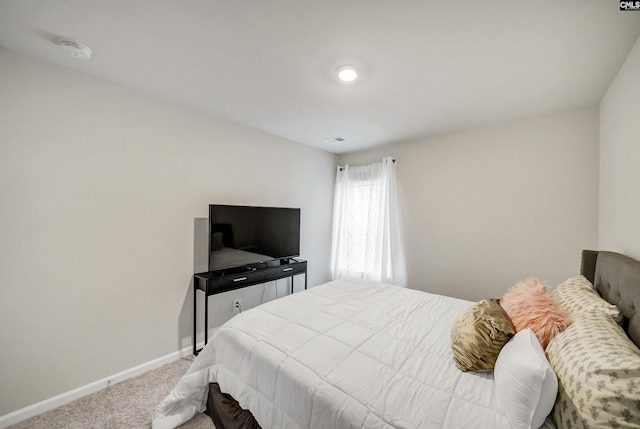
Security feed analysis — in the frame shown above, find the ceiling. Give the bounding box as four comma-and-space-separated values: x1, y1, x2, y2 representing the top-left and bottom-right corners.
1, 1, 639, 154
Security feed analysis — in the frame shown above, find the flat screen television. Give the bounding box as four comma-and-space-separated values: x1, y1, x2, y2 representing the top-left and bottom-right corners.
208, 204, 301, 272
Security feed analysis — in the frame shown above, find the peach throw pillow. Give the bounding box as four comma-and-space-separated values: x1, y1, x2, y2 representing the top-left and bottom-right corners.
501, 279, 571, 349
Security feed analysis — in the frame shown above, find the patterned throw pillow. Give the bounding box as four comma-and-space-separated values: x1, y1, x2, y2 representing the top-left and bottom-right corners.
545, 312, 640, 429
451, 298, 516, 372
551, 275, 621, 321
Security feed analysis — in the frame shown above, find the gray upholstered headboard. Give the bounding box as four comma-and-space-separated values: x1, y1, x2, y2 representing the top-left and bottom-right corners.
580, 250, 640, 348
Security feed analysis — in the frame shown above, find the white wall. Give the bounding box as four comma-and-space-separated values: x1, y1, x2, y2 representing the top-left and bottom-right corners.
0, 50, 336, 416
338, 108, 599, 301
599, 35, 640, 259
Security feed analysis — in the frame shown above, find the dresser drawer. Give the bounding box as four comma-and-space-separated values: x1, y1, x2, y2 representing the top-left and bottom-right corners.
265, 261, 307, 281
208, 270, 266, 293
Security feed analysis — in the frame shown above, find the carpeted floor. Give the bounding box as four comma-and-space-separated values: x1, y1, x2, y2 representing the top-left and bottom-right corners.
8, 356, 215, 429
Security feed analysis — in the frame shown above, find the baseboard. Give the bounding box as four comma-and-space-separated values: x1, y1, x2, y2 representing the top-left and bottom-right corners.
0, 342, 204, 429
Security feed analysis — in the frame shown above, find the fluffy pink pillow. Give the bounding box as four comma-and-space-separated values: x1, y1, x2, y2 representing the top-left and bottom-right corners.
501, 279, 572, 349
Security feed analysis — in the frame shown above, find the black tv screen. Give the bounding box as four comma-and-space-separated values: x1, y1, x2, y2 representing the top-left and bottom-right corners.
208, 204, 300, 271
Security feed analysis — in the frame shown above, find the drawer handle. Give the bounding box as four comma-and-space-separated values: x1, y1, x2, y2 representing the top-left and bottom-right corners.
283, 267, 293, 272
233, 277, 248, 282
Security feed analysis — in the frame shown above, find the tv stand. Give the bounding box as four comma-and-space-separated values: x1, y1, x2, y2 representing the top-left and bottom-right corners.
193, 258, 307, 355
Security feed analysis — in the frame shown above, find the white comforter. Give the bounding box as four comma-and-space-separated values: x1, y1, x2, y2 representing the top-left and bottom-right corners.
153, 279, 515, 429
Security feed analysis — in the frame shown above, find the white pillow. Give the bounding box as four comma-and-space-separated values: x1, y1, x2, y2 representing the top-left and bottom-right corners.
494, 329, 557, 429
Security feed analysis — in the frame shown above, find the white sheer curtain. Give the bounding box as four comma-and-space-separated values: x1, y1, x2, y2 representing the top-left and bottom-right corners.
331, 156, 407, 286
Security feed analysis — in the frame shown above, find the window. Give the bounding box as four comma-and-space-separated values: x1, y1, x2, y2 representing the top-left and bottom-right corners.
331, 157, 406, 286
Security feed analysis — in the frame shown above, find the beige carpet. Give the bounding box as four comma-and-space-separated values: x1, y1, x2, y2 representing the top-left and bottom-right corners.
8, 356, 215, 429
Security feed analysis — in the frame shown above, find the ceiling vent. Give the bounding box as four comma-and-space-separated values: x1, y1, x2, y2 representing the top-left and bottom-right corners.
324, 136, 347, 144
58, 39, 93, 59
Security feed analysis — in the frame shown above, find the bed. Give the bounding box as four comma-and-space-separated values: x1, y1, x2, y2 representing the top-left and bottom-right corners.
153, 250, 640, 429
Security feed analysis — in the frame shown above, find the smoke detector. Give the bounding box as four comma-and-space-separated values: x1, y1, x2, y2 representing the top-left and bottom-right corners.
58, 39, 93, 59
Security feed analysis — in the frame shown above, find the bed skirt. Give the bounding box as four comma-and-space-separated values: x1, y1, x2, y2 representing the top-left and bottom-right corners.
206, 383, 261, 429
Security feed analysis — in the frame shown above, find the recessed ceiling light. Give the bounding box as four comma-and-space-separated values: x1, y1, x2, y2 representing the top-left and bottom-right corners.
58, 39, 93, 59
336, 65, 358, 82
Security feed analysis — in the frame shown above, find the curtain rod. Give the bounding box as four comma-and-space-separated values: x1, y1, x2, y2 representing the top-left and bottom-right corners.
337, 157, 398, 171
